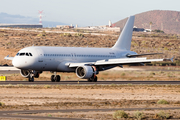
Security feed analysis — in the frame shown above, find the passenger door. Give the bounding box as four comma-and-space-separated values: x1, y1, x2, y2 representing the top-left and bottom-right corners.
36, 49, 43, 62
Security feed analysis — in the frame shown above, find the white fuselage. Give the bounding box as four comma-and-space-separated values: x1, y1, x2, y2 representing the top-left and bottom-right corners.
12, 46, 136, 72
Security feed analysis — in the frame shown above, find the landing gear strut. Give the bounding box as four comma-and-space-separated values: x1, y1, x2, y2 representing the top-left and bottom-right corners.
88, 75, 97, 82
51, 72, 61, 82
28, 71, 34, 82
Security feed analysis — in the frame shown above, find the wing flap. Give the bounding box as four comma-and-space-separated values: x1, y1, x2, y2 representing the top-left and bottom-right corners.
95, 57, 163, 65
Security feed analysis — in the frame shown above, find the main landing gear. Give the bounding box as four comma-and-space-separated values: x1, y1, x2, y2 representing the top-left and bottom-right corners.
51, 72, 61, 82
88, 75, 97, 82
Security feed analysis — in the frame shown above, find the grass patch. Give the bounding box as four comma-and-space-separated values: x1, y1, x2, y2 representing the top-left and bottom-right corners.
134, 111, 144, 120
154, 111, 171, 119
121, 73, 126, 76
110, 84, 117, 87
157, 99, 169, 104
150, 72, 155, 75
102, 72, 109, 76
113, 110, 128, 119
0, 102, 5, 106
44, 85, 51, 89
17, 84, 24, 87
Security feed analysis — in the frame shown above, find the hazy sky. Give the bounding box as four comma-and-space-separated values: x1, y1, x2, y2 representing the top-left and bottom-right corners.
0, 0, 179, 26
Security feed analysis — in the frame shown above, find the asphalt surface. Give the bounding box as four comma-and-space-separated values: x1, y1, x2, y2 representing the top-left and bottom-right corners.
0, 80, 180, 85
1, 107, 180, 120
0, 70, 19, 74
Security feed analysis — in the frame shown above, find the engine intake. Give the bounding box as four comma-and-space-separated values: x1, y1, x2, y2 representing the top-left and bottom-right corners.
76, 66, 95, 79
20, 69, 30, 78
20, 70, 42, 78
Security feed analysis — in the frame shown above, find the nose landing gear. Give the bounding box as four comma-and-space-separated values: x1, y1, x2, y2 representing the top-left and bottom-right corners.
28, 71, 34, 82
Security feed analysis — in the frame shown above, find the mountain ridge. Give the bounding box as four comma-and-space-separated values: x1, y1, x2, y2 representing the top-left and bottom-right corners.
114, 10, 180, 34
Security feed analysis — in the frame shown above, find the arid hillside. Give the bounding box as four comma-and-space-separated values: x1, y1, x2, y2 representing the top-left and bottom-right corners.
0, 29, 179, 65
114, 10, 180, 34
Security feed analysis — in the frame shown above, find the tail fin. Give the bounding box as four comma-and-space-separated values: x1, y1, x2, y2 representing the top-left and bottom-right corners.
112, 16, 135, 50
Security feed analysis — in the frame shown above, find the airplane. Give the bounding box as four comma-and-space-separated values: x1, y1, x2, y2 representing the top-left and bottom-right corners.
4, 16, 173, 82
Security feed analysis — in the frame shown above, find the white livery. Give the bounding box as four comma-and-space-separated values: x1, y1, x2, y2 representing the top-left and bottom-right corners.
4, 16, 172, 82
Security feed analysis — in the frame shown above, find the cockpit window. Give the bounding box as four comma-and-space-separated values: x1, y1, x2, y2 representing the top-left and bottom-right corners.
17, 52, 33, 56
20, 53, 25, 56
16, 53, 19, 56
29, 53, 32, 56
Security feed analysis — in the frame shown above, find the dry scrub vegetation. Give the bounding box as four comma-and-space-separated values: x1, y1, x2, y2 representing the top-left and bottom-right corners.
0, 84, 180, 119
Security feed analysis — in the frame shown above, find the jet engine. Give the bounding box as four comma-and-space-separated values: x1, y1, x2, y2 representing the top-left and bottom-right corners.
20, 70, 42, 78
76, 66, 95, 79
20, 69, 30, 78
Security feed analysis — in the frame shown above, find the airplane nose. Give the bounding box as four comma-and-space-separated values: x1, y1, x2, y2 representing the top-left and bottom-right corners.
12, 58, 21, 68
12, 57, 36, 69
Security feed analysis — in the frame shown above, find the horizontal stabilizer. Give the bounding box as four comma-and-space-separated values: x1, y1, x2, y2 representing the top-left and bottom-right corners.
127, 53, 163, 57
163, 56, 174, 62
4, 55, 14, 60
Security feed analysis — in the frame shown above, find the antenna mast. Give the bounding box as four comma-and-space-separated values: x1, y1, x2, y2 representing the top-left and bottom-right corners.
38, 10, 43, 25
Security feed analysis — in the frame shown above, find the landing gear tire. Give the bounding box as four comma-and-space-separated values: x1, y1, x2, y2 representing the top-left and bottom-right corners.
34, 73, 39, 78
93, 76, 97, 82
51, 75, 61, 82
51, 75, 55, 82
28, 76, 34, 82
88, 78, 92, 82
88, 76, 97, 82
55, 75, 61, 82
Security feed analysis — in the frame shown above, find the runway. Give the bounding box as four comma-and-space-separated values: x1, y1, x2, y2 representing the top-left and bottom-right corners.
0, 70, 19, 74
0, 107, 180, 120
0, 80, 180, 85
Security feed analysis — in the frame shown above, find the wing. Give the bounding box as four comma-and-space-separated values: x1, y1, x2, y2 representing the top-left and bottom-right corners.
4, 55, 14, 60
68, 57, 173, 68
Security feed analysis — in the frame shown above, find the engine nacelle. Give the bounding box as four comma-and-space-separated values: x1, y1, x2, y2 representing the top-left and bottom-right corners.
20, 69, 30, 78
76, 66, 95, 79
20, 70, 42, 78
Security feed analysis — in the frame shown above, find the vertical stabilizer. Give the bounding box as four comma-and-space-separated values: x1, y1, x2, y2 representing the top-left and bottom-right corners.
112, 16, 135, 50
